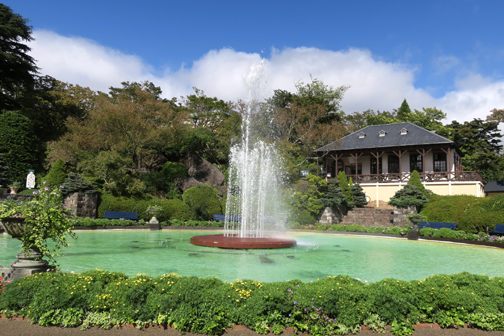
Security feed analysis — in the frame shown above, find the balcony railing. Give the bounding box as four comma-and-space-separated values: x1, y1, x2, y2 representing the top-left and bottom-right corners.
347, 171, 483, 184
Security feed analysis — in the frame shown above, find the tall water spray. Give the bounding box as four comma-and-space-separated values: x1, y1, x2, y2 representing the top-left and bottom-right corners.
224, 62, 287, 238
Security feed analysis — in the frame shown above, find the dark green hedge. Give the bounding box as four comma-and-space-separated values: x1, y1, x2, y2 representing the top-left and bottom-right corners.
98, 194, 191, 221
182, 185, 222, 220
421, 195, 504, 233
1, 271, 504, 334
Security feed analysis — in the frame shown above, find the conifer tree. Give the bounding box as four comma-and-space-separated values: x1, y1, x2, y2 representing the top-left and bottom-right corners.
397, 99, 412, 120
351, 184, 368, 207
408, 170, 427, 195
43, 158, 67, 188
337, 171, 354, 207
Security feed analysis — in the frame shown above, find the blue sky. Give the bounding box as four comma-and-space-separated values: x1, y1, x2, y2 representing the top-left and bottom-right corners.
5, 0, 504, 122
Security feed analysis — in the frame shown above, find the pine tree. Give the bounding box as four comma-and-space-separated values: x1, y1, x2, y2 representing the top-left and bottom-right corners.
351, 184, 368, 207
337, 171, 354, 207
397, 99, 412, 121
61, 173, 96, 197
388, 184, 428, 212
408, 170, 427, 195
349, 177, 354, 186
43, 158, 67, 188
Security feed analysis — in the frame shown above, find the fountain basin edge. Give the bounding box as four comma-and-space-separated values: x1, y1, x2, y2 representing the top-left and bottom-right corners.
190, 234, 297, 249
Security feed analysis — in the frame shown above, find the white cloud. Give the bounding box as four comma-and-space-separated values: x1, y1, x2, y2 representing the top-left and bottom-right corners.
29, 30, 504, 124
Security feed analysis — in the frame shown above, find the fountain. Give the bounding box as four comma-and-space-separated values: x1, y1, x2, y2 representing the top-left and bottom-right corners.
190, 62, 296, 249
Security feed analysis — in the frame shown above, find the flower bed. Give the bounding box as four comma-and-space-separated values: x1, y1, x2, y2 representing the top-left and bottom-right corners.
1, 270, 504, 335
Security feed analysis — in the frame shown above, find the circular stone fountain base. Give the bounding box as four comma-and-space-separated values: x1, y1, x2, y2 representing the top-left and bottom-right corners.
190, 234, 297, 249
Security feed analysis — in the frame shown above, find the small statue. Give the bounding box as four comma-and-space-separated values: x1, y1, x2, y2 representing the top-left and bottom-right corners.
26, 171, 36, 189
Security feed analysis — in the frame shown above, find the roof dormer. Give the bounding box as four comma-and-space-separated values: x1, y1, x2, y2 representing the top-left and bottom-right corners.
400, 128, 408, 135
358, 132, 366, 139
379, 130, 387, 137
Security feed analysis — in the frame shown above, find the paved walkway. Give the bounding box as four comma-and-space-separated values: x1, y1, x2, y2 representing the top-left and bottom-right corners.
2, 318, 504, 336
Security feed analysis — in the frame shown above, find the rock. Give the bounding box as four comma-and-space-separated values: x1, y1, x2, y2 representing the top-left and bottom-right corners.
174, 176, 202, 192
180, 153, 225, 191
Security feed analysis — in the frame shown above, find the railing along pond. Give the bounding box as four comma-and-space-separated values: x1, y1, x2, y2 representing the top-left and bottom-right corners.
346, 171, 483, 184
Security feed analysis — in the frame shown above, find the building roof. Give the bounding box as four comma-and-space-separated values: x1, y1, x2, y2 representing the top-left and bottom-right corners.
315, 122, 454, 153
484, 181, 504, 193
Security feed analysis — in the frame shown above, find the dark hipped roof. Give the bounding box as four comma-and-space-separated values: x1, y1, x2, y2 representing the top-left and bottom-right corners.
316, 122, 454, 152
484, 181, 504, 193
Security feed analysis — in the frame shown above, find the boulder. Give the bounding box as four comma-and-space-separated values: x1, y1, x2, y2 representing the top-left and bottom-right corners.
174, 176, 202, 192
180, 153, 225, 191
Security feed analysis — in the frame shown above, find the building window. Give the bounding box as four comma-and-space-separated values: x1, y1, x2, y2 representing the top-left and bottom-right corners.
388, 154, 399, 173
358, 132, 366, 139
400, 128, 408, 135
345, 164, 362, 175
410, 154, 423, 172
379, 130, 386, 137
433, 152, 447, 172
371, 157, 382, 174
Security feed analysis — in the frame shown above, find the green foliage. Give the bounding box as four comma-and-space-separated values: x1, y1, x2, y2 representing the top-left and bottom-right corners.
318, 180, 345, 209
0, 111, 39, 182
337, 171, 354, 207
78, 151, 145, 197
97, 194, 191, 221
0, 184, 76, 265
182, 185, 222, 220
407, 170, 427, 196
350, 184, 368, 207
291, 209, 317, 225
290, 174, 326, 216
421, 195, 504, 233
43, 158, 67, 188
2, 271, 504, 332
0, 153, 10, 186
0, 4, 37, 111
389, 185, 428, 212
61, 173, 97, 198
161, 161, 188, 181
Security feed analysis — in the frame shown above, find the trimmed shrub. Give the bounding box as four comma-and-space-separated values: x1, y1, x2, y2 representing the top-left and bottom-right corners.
337, 171, 354, 207
182, 184, 222, 220
388, 184, 428, 212
0, 111, 39, 182
43, 158, 67, 188
351, 184, 368, 207
292, 209, 317, 225
97, 194, 191, 221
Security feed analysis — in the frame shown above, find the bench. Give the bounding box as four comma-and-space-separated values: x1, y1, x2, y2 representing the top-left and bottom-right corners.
213, 214, 241, 222
488, 224, 504, 236
419, 221, 456, 230
104, 211, 138, 220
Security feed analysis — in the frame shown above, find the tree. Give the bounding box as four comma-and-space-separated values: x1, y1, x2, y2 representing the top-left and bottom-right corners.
487, 108, 504, 122
0, 111, 38, 181
43, 158, 67, 188
389, 184, 428, 212
397, 99, 412, 120
407, 170, 427, 195
0, 4, 38, 111
48, 83, 187, 171
446, 118, 503, 184
337, 171, 354, 207
351, 184, 368, 207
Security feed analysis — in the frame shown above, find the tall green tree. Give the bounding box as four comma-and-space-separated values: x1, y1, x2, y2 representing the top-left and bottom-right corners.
397, 99, 412, 120
0, 111, 38, 181
0, 4, 37, 111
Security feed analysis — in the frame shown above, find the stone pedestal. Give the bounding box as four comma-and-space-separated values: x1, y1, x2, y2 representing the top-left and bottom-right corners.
64, 192, 99, 219
407, 228, 420, 240
149, 216, 160, 230
2, 247, 54, 281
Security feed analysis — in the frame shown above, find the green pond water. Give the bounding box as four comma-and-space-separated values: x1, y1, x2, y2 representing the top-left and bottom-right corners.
1, 230, 503, 283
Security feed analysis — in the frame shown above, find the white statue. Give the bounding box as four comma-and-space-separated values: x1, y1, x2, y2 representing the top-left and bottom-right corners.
26, 171, 36, 189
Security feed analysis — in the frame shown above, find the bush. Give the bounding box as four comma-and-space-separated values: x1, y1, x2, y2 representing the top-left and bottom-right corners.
182, 185, 222, 220
98, 194, 191, 221
351, 184, 368, 207
161, 161, 188, 181
61, 173, 97, 198
292, 209, 317, 225
389, 184, 428, 212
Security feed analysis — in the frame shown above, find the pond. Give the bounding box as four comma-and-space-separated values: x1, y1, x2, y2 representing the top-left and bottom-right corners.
1, 230, 503, 283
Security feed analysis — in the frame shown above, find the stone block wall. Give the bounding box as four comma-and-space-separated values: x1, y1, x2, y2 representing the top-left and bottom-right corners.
64, 192, 99, 219
393, 205, 416, 227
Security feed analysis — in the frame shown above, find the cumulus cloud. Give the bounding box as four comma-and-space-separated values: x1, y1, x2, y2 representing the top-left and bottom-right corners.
29, 30, 503, 124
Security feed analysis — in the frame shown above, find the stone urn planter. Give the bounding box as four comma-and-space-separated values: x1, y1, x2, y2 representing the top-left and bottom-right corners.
1, 217, 53, 281
407, 215, 423, 240
147, 206, 162, 230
